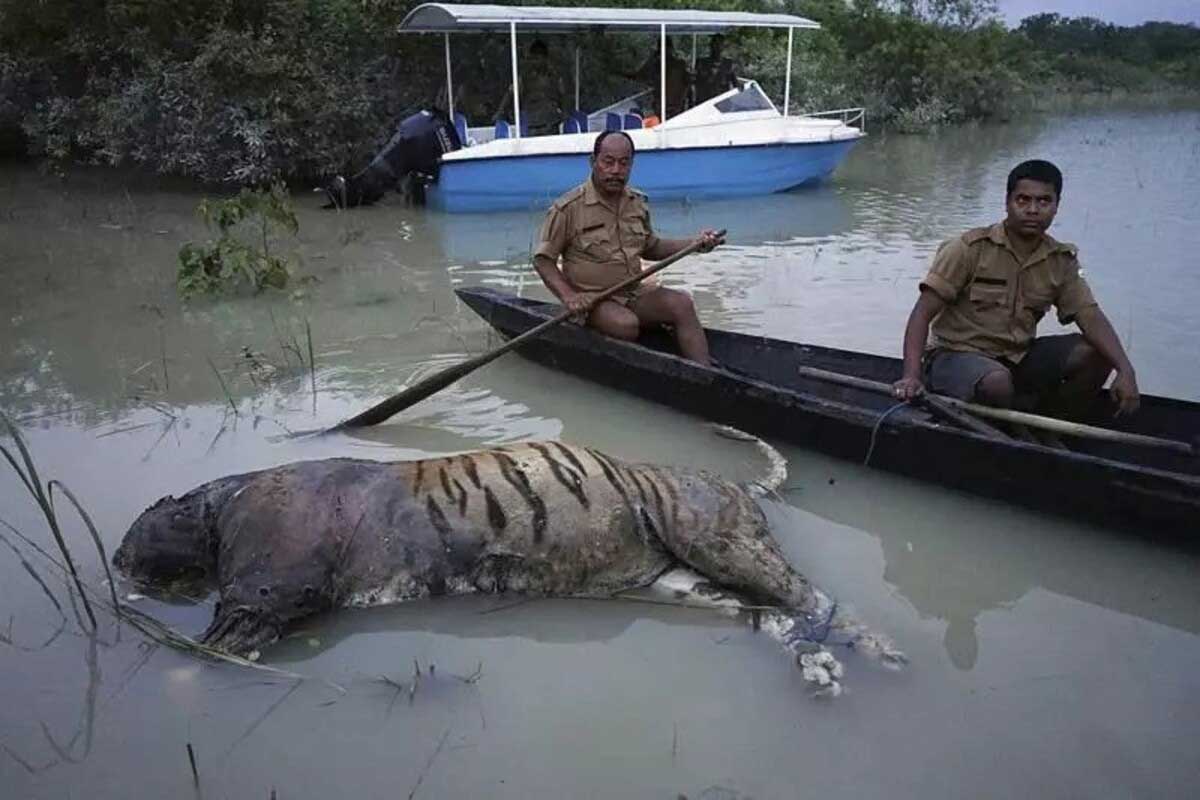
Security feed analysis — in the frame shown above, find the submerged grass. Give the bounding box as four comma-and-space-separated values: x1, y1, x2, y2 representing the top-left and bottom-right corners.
207, 357, 239, 417
1, 412, 98, 629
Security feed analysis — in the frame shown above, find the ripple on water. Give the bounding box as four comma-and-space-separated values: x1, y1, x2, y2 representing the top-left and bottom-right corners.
2, 110, 1200, 799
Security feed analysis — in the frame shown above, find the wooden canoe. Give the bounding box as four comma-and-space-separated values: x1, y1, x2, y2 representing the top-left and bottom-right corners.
456, 287, 1200, 539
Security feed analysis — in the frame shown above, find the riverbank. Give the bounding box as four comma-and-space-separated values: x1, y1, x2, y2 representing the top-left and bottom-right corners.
2, 0, 1197, 182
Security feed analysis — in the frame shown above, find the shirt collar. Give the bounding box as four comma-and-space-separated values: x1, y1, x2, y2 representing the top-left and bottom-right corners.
990, 221, 1069, 266
585, 177, 633, 211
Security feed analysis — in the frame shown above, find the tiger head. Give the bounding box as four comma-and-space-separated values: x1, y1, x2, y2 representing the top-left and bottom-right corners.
113, 474, 249, 587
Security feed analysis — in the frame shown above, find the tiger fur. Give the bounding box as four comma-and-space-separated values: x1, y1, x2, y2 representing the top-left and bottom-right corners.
114, 438, 902, 687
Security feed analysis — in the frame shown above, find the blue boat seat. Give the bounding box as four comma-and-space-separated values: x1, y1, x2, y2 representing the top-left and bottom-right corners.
570, 110, 589, 132
563, 116, 583, 134
453, 112, 468, 144
605, 112, 622, 131
623, 112, 643, 130
494, 119, 529, 139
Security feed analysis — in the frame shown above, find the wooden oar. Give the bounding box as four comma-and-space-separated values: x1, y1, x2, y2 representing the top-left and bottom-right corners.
795, 365, 1197, 457
330, 231, 725, 431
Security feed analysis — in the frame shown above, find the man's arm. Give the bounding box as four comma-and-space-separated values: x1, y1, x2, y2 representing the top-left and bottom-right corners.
894, 289, 946, 400
642, 229, 723, 260
1075, 305, 1140, 414
532, 206, 593, 316
892, 236, 972, 399
1054, 256, 1139, 414
532, 254, 578, 304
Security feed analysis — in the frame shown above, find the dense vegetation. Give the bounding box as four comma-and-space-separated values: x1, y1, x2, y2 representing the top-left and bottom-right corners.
1, 0, 1196, 183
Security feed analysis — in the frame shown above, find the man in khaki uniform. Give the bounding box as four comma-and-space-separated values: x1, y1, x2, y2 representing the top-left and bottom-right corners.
533, 131, 722, 365
893, 160, 1139, 425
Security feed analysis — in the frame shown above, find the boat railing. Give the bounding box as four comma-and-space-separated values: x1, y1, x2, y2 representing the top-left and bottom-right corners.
800, 107, 866, 131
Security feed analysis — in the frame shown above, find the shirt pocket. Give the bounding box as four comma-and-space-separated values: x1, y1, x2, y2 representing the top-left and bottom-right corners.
1020, 272, 1057, 325
621, 216, 649, 254
577, 222, 613, 261
967, 278, 1008, 308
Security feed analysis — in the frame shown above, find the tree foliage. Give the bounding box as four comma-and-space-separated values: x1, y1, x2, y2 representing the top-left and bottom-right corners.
1, 0, 1195, 181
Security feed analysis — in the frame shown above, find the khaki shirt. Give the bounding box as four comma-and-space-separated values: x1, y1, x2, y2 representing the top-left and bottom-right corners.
534, 179, 661, 293
921, 222, 1097, 362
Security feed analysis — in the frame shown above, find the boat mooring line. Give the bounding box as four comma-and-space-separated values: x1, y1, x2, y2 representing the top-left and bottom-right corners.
863, 401, 910, 467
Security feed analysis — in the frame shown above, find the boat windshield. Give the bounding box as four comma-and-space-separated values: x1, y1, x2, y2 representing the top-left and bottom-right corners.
714, 83, 774, 113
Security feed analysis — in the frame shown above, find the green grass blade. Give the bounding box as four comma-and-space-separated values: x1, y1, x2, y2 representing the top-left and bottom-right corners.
48, 480, 121, 618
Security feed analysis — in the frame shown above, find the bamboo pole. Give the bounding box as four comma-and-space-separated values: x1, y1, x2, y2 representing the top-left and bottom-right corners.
795, 365, 1196, 457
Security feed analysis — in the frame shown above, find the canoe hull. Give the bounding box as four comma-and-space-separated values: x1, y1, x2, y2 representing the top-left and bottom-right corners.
456, 287, 1200, 540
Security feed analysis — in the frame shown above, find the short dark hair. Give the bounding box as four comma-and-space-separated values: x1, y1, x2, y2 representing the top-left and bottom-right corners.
592, 130, 635, 158
1007, 159, 1063, 199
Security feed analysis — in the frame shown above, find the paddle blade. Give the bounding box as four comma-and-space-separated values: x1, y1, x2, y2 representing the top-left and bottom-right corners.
332, 360, 479, 430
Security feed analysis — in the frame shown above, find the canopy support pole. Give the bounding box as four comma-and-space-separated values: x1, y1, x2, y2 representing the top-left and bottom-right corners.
691, 33, 698, 109
784, 26, 794, 117
510, 22, 521, 138
660, 23, 667, 122
444, 33, 454, 118
574, 45, 581, 111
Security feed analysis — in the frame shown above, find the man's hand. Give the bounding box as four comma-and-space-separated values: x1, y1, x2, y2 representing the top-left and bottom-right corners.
1110, 369, 1140, 416
892, 375, 925, 401
562, 291, 598, 323
697, 228, 725, 253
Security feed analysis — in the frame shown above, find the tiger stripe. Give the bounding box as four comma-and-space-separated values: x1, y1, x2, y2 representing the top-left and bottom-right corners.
647, 468, 680, 532
550, 442, 589, 478
483, 486, 507, 534
584, 448, 633, 509
462, 456, 482, 489
451, 477, 469, 516
413, 460, 426, 495
644, 476, 667, 530
622, 463, 651, 508
530, 442, 590, 509
425, 495, 453, 549
493, 452, 548, 542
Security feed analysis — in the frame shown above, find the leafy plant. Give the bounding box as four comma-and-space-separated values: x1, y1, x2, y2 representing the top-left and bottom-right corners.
177, 183, 299, 297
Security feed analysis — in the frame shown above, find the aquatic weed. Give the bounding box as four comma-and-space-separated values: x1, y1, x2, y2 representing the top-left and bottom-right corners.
177, 183, 298, 298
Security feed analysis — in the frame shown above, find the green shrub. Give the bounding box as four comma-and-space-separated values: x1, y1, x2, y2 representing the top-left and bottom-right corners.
177, 184, 298, 298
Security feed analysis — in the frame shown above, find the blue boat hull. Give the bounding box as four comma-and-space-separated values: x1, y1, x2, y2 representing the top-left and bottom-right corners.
427, 139, 859, 213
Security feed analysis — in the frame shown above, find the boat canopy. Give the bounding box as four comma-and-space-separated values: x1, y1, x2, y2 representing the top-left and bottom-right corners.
399, 3, 823, 134
398, 3, 820, 34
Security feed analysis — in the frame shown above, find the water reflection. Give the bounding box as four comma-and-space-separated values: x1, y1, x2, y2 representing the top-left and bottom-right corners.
4, 110, 1200, 800
269, 595, 743, 664
421, 170, 858, 269
789, 468, 1200, 672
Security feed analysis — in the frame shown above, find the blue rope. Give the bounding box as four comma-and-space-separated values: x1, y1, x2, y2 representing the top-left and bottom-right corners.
863, 401, 910, 466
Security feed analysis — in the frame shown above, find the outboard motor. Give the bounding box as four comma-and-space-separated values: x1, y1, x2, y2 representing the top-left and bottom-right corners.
324, 109, 461, 208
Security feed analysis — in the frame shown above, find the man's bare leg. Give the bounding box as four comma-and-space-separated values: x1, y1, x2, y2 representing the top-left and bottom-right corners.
1049, 339, 1112, 420
585, 300, 640, 341
974, 368, 1015, 407
973, 368, 1045, 444
630, 287, 711, 366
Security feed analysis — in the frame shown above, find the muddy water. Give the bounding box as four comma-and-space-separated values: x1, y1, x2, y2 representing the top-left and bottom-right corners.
2, 109, 1199, 799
